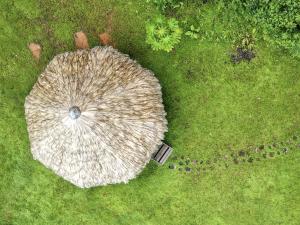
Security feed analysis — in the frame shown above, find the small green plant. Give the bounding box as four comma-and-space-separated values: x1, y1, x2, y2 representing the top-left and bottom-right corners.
146, 0, 183, 12
184, 25, 200, 39
146, 16, 182, 52
234, 31, 256, 51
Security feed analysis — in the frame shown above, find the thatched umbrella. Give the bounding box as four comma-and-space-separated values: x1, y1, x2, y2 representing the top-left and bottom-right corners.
25, 46, 167, 188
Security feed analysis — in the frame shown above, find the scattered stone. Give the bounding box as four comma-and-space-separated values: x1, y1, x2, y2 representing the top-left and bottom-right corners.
238, 150, 246, 157
282, 147, 289, 154
192, 159, 198, 164
269, 152, 274, 158
28, 43, 42, 61
247, 157, 254, 163
185, 167, 191, 172
74, 31, 89, 49
233, 158, 239, 164
169, 164, 176, 169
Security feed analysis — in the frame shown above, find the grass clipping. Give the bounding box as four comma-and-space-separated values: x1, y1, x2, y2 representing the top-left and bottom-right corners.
24, 46, 168, 188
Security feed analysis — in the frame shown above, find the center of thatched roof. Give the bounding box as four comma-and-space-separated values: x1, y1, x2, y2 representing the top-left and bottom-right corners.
69, 106, 81, 120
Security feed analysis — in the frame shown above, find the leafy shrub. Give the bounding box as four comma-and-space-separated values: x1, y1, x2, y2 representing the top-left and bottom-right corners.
146, 16, 182, 52
228, 0, 300, 57
185, 25, 200, 39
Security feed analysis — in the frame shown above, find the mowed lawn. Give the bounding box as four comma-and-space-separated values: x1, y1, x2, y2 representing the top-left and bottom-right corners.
0, 1, 300, 224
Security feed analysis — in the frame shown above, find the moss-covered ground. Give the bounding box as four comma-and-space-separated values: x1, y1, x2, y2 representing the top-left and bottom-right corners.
0, 1, 300, 224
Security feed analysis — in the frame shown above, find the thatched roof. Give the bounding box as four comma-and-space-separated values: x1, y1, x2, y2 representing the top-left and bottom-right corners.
24, 46, 167, 188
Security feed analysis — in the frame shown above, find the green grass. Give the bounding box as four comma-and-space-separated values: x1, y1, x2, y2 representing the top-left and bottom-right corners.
1, 0, 300, 224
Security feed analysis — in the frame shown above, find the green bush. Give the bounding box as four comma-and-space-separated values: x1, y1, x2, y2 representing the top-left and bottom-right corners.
146, 16, 182, 52
230, 0, 300, 57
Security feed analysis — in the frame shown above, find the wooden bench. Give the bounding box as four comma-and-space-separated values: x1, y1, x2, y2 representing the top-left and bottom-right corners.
152, 143, 173, 165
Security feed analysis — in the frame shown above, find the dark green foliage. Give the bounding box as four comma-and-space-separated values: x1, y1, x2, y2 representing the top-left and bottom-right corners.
229, 0, 300, 57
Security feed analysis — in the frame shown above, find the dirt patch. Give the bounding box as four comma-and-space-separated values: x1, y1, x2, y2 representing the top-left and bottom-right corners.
28, 43, 42, 61
231, 47, 255, 64
74, 31, 89, 49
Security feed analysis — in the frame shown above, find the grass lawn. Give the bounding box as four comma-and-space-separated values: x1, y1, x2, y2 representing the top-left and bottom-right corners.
1, 0, 300, 224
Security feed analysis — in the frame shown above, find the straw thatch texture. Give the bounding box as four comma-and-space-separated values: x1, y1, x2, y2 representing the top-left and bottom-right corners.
24, 46, 167, 188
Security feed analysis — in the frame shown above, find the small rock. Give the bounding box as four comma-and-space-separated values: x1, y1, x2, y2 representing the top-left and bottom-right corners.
192, 159, 198, 164
282, 147, 288, 154
169, 164, 176, 169
238, 150, 246, 157
185, 167, 191, 172
74, 31, 89, 49
28, 43, 41, 61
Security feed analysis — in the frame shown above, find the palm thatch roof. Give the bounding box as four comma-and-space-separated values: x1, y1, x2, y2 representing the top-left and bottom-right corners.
24, 46, 167, 188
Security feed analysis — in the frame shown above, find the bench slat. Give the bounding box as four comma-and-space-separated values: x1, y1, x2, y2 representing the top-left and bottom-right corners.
152, 143, 173, 165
